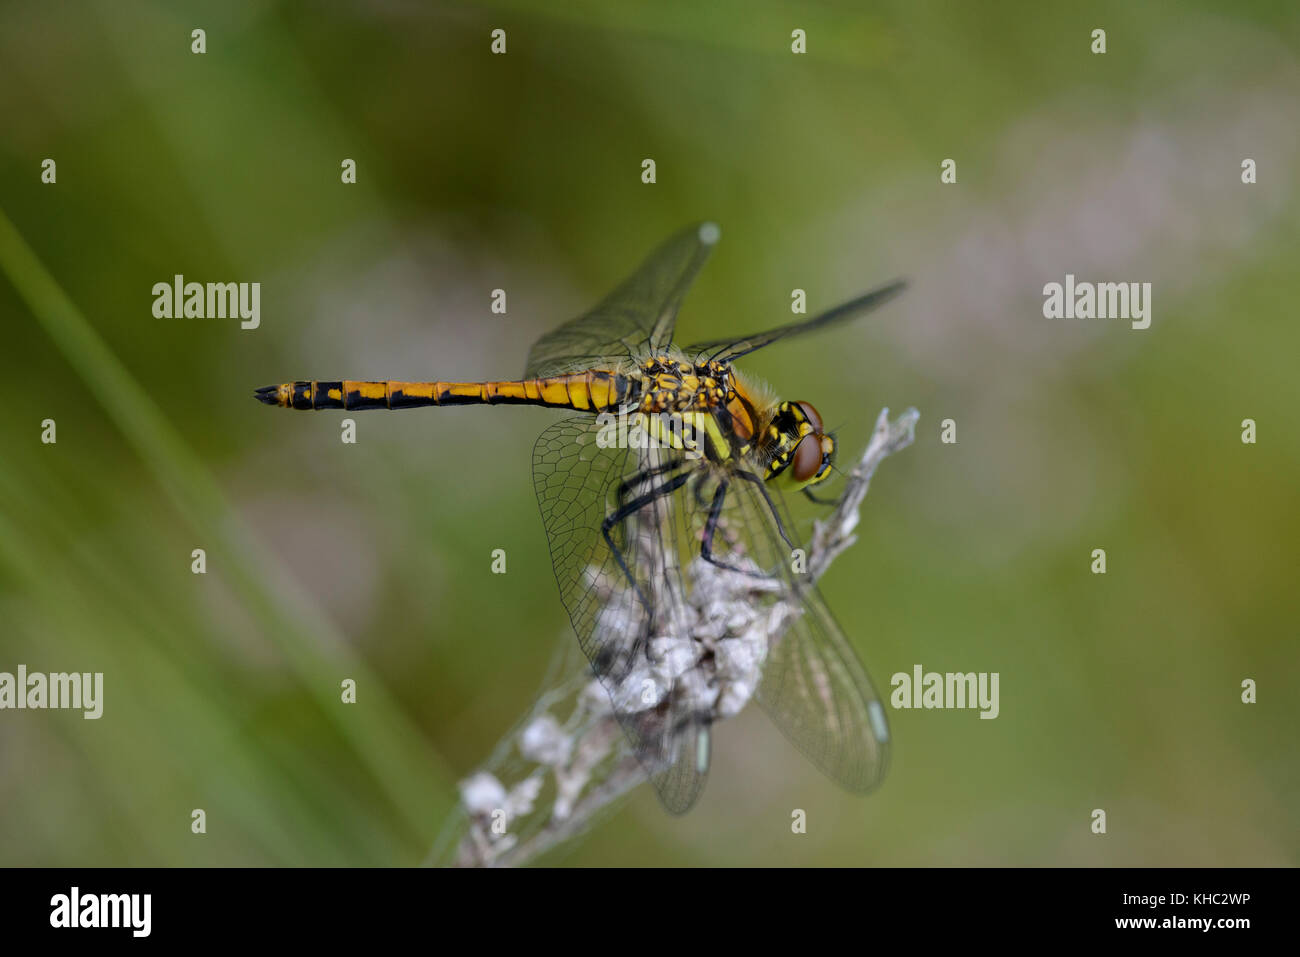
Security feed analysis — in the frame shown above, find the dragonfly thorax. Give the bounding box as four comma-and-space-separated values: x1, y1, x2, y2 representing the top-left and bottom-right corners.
635, 356, 731, 414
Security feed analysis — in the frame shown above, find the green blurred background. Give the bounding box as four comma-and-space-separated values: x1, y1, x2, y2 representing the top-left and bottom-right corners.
1, 0, 1296, 866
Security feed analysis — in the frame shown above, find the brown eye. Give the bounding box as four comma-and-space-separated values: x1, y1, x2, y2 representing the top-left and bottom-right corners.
792, 433, 823, 483
796, 401, 823, 432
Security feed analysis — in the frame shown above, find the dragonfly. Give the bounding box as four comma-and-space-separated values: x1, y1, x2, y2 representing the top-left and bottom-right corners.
256, 222, 905, 814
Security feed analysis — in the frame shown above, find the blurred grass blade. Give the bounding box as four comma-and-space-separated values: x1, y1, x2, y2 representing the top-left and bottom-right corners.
0, 204, 453, 843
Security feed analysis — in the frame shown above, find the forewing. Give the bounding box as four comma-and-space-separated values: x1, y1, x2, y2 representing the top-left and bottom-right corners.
531, 415, 713, 813
524, 222, 720, 377
715, 476, 891, 794
683, 279, 906, 365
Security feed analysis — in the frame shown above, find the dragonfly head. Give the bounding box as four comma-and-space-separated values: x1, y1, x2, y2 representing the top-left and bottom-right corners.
765, 401, 834, 490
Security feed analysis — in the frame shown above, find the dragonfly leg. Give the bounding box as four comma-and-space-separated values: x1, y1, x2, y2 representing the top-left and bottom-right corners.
733, 469, 797, 551
614, 458, 685, 510
698, 479, 777, 579
601, 469, 692, 616
802, 486, 838, 506
691, 470, 723, 508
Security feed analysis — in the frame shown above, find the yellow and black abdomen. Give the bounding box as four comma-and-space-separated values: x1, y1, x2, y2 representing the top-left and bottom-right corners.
255, 372, 630, 413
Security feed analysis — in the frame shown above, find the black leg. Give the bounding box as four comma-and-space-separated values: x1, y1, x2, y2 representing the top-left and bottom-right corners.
615, 458, 684, 510
699, 479, 728, 562
602, 469, 692, 610
697, 479, 766, 577
803, 486, 838, 506
733, 469, 797, 550
692, 473, 713, 508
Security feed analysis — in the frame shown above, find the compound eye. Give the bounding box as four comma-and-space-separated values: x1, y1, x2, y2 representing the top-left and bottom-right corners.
792, 433, 823, 483
795, 401, 823, 432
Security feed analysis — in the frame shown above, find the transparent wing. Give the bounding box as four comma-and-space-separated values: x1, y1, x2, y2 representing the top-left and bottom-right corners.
531, 415, 713, 813
707, 474, 892, 794
683, 279, 907, 365
524, 222, 721, 377
532, 415, 889, 811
